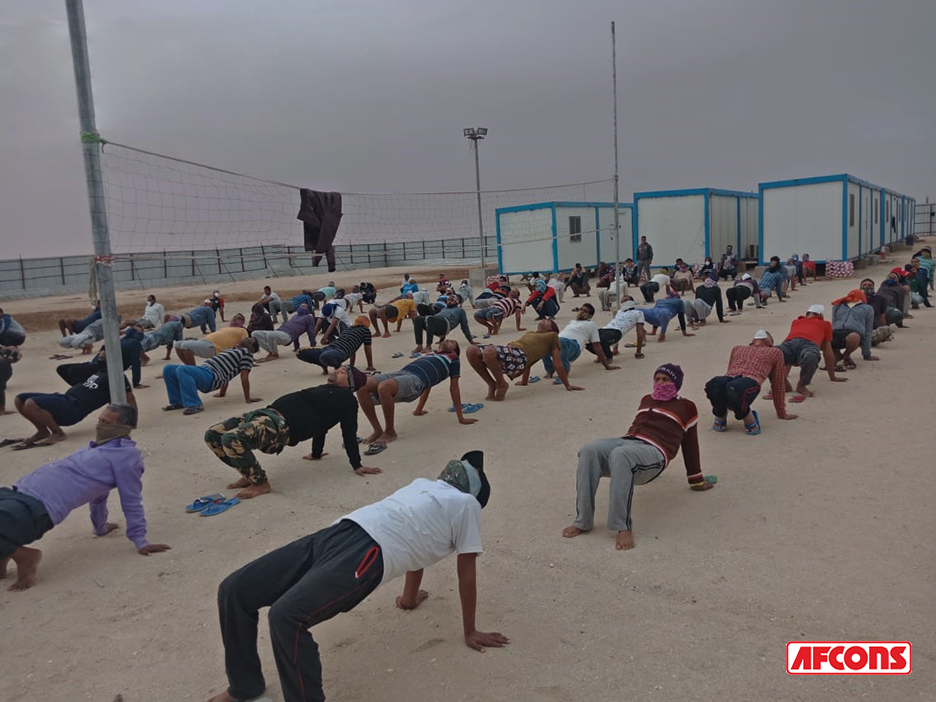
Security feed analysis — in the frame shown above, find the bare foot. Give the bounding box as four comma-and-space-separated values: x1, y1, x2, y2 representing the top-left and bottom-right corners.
375, 430, 398, 445
483, 383, 497, 401
0, 410, 15, 416
302, 452, 328, 461
493, 381, 509, 401
38, 432, 66, 445
615, 530, 635, 550
8, 547, 42, 591
226, 477, 251, 489
22, 429, 51, 444
207, 691, 241, 702
382, 332, 392, 338
562, 525, 587, 538
362, 431, 382, 444
0, 557, 9, 578
235, 483, 271, 499
795, 385, 814, 398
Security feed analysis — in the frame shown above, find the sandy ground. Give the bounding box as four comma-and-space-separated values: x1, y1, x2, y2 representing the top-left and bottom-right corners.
0, 252, 933, 702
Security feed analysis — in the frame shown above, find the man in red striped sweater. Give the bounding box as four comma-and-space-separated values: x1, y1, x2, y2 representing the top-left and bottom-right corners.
704, 330, 798, 435
562, 364, 716, 551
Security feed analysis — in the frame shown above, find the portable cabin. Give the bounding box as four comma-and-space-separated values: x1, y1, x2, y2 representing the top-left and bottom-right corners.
495, 201, 633, 276
632, 188, 759, 269
757, 174, 916, 264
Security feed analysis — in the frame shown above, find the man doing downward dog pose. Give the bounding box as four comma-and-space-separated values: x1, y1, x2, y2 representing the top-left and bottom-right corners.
356, 340, 476, 449
465, 320, 583, 401
204, 366, 381, 499
563, 364, 716, 551
705, 330, 797, 435
206, 451, 506, 702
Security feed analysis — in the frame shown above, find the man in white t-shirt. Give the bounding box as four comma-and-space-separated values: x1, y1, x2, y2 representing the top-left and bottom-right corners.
314, 301, 353, 345
640, 270, 673, 303
209, 451, 507, 702
258, 285, 282, 321
600, 297, 646, 359
542, 303, 619, 380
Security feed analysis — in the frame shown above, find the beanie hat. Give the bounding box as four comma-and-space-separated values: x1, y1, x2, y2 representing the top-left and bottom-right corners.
654, 363, 684, 390
344, 365, 367, 392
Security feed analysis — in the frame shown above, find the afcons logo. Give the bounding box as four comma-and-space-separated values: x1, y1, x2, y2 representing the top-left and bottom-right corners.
787, 642, 911, 675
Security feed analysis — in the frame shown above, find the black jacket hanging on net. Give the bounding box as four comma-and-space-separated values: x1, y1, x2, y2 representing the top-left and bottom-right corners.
298, 189, 343, 272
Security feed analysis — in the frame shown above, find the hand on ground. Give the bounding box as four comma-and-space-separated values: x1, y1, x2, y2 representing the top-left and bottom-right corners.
465, 630, 510, 652
355, 466, 383, 476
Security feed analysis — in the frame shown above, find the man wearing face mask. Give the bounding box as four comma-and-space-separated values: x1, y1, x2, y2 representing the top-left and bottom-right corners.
207, 451, 507, 702
0, 404, 170, 591
769, 305, 847, 404
830, 290, 879, 368
874, 272, 908, 328
563, 364, 715, 551
412, 294, 475, 355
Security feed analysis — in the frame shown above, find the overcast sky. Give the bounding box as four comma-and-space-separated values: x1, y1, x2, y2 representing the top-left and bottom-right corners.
2, 0, 934, 257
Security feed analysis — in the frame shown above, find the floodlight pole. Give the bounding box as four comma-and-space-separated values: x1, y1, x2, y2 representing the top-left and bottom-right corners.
65, 0, 126, 404
611, 21, 622, 311
464, 128, 487, 272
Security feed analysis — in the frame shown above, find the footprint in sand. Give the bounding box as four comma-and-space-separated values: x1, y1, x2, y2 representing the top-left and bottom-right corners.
410, 637, 445, 654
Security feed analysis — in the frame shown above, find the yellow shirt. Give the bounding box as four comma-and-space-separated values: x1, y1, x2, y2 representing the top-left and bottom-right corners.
206, 326, 248, 351
509, 331, 560, 364
391, 298, 416, 317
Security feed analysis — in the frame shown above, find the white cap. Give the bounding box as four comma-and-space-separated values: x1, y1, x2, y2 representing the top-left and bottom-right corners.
742, 273, 752, 280
753, 329, 770, 340
807, 304, 825, 315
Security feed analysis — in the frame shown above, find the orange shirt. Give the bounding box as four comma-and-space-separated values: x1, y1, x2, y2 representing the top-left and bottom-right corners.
785, 316, 832, 346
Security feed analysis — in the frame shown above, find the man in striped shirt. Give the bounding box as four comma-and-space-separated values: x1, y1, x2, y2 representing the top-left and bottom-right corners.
162, 339, 261, 415
473, 289, 525, 337
704, 330, 797, 434
297, 317, 375, 373
356, 340, 476, 447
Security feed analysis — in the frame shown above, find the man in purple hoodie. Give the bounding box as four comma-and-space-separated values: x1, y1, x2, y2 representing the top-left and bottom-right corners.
251, 304, 318, 362
0, 404, 170, 591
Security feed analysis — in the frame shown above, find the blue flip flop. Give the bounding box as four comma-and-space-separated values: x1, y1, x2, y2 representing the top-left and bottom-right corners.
482, 334, 491, 339
185, 494, 226, 513
448, 403, 484, 413
409, 352, 421, 358
528, 376, 541, 383
200, 497, 241, 517
744, 411, 762, 436
552, 377, 563, 385
711, 418, 728, 432
392, 352, 404, 358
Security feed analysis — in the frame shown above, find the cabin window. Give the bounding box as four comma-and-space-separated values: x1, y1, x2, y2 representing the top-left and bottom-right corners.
569, 216, 582, 243
849, 194, 855, 226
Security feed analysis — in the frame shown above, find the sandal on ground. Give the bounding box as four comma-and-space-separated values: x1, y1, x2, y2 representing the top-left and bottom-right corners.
744, 410, 762, 435
843, 358, 857, 370
364, 444, 387, 456
200, 497, 241, 517
163, 404, 184, 412
183, 406, 204, 415
185, 494, 226, 513
790, 394, 807, 403
448, 403, 484, 413
712, 418, 728, 432
528, 376, 541, 383
391, 352, 404, 358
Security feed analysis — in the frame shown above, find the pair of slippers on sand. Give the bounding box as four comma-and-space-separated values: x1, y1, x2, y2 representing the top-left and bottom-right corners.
0, 438, 62, 451
184, 493, 240, 516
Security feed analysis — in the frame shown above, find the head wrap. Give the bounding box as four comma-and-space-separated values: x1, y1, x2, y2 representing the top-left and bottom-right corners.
654, 363, 684, 390
753, 329, 770, 340
342, 365, 367, 392
741, 273, 752, 281
321, 303, 337, 317
295, 305, 311, 317
438, 451, 490, 507
889, 267, 907, 279
807, 304, 825, 316
229, 316, 246, 328
703, 275, 718, 288
534, 279, 547, 293
354, 315, 371, 328
831, 289, 867, 307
